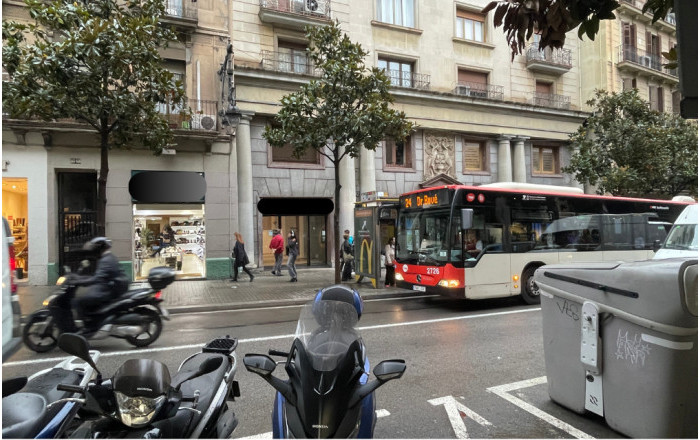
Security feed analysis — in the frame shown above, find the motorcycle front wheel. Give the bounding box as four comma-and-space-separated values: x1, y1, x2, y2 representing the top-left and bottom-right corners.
126, 308, 162, 347
23, 314, 60, 352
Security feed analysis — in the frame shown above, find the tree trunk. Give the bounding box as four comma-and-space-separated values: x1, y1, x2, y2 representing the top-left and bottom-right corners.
97, 127, 109, 237
333, 156, 341, 284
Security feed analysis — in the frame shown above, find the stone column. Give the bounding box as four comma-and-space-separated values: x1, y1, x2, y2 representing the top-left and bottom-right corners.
497, 135, 514, 183
359, 146, 376, 195
513, 136, 529, 183
236, 114, 255, 264
339, 147, 356, 237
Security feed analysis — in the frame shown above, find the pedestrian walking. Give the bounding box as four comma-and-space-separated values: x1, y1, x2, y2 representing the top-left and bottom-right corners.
384, 236, 396, 287
286, 231, 299, 282
340, 229, 354, 281
232, 232, 254, 282
269, 229, 284, 276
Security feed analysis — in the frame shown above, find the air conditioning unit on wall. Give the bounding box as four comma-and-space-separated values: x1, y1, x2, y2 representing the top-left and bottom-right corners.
639, 56, 652, 68
191, 114, 217, 131
304, 0, 327, 14
454, 85, 469, 95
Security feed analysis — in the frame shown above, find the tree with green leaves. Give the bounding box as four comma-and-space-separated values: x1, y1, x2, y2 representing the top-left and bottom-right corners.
483, 0, 675, 62
564, 89, 697, 198
2, 0, 188, 235
264, 21, 414, 283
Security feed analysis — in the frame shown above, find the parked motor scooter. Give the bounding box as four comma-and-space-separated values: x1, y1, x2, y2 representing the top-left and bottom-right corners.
22, 265, 174, 352
244, 285, 406, 438
2, 347, 100, 438
57, 333, 240, 438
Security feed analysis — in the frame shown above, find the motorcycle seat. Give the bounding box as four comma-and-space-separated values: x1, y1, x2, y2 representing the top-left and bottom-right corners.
176, 353, 229, 426
2, 392, 47, 439
22, 368, 81, 404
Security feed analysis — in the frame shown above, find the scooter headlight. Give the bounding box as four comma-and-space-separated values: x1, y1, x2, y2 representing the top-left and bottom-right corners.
56, 276, 66, 286
115, 391, 165, 428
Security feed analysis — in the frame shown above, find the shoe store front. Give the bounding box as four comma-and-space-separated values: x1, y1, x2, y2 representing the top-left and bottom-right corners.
129, 171, 207, 280
258, 198, 333, 268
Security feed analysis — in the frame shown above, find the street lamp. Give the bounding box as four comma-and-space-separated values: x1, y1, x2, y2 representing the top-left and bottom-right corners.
218, 43, 241, 133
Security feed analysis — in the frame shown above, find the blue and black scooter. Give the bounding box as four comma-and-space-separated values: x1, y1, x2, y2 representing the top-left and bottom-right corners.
244, 285, 406, 438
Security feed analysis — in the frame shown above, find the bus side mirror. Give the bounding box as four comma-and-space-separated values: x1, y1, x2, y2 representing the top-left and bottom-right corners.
461, 209, 473, 230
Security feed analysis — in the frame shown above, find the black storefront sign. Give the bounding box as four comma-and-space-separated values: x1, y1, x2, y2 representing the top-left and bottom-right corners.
129, 171, 206, 203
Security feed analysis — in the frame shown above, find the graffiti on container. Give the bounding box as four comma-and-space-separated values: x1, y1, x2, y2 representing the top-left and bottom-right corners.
614, 330, 651, 366
556, 299, 580, 321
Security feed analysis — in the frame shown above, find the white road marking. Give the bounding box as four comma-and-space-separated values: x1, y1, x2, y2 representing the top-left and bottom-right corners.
236, 431, 272, 439
429, 396, 492, 439
487, 376, 595, 439
175, 294, 439, 316
376, 409, 391, 418
3, 308, 540, 367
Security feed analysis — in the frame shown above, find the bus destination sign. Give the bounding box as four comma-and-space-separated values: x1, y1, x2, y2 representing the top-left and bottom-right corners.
400, 188, 451, 209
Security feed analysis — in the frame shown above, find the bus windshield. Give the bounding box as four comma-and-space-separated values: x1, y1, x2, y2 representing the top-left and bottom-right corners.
396, 208, 459, 265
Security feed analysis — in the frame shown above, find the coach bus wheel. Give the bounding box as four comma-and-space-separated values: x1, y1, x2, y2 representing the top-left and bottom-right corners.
521, 266, 541, 305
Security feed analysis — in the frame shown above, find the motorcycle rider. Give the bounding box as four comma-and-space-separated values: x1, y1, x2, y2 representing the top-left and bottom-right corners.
60, 237, 129, 333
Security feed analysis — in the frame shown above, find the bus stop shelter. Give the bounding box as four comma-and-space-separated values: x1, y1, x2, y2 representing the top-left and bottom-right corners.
353, 192, 398, 288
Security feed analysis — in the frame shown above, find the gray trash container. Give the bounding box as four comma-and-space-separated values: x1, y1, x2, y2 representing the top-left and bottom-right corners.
535, 258, 697, 438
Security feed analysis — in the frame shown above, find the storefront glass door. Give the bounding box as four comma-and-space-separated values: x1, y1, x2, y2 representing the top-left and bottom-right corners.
262, 215, 327, 267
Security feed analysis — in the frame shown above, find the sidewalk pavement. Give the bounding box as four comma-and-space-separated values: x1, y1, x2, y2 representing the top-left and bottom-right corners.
16, 268, 416, 318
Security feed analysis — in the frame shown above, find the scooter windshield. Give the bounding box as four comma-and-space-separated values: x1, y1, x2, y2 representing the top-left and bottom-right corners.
294, 300, 360, 372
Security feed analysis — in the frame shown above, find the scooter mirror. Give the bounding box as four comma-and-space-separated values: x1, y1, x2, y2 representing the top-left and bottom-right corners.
243, 354, 276, 376
373, 359, 406, 381
58, 333, 101, 376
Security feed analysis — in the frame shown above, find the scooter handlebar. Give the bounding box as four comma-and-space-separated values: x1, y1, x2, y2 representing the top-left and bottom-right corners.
57, 383, 85, 394
268, 350, 289, 358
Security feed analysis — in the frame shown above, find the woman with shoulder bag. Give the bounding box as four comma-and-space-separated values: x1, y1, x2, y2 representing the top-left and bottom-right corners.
384, 236, 396, 287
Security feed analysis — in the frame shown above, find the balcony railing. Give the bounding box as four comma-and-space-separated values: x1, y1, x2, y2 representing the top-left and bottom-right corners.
530, 92, 571, 110
619, 0, 676, 26
618, 45, 678, 77
159, 98, 219, 132
260, 0, 331, 19
453, 82, 504, 100
164, 0, 198, 20
384, 69, 431, 90
526, 46, 572, 69
261, 50, 320, 76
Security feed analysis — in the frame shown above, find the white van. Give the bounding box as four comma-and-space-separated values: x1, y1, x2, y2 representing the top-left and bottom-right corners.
653, 204, 699, 259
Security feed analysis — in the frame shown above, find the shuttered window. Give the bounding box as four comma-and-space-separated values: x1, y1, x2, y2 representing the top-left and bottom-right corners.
622, 22, 636, 48
456, 10, 485, 42
532, 146, 558, 174
648, 86, 659, 110
458, 69, 488, 85
385, 136, 413, 168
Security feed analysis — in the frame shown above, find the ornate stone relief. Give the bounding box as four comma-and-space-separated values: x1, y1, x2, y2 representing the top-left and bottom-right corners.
423, 132, 455, 180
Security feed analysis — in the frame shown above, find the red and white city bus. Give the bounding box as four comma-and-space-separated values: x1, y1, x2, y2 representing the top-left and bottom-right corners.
394, 183, 693, 304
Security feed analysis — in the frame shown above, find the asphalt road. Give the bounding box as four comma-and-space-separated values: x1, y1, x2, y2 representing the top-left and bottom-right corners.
3, 295, 625, 438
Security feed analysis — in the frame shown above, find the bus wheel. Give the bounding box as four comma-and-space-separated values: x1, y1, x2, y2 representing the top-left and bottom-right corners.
521, 266, 541, 305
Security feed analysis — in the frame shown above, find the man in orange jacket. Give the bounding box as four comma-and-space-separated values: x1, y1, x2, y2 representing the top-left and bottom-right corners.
269, 229, 284, 276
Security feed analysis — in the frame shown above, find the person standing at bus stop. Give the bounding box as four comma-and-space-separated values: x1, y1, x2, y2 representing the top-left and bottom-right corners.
269, 229, 284, 276
384, 236, 396, 287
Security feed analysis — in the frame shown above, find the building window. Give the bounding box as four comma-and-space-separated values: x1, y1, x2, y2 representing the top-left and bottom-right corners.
456, 9, 485, 42
622, 22, 636, 49
649, 86, 664, 111
385, 136, 413, 169
532, 146, 559, 175
463, 140, 487, 172
376, 0, 415, 27
622, 77, 637, 91
378, 57, 414, 88
278, 41, 310, 75
672, 91, 681, 114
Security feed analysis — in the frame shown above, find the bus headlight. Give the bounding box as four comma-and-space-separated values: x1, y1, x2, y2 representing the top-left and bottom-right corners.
438, 279, 460, 288
394, 273, 404, 281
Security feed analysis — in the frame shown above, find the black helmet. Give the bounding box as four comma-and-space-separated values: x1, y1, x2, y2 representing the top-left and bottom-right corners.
83, 237, 112, 254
